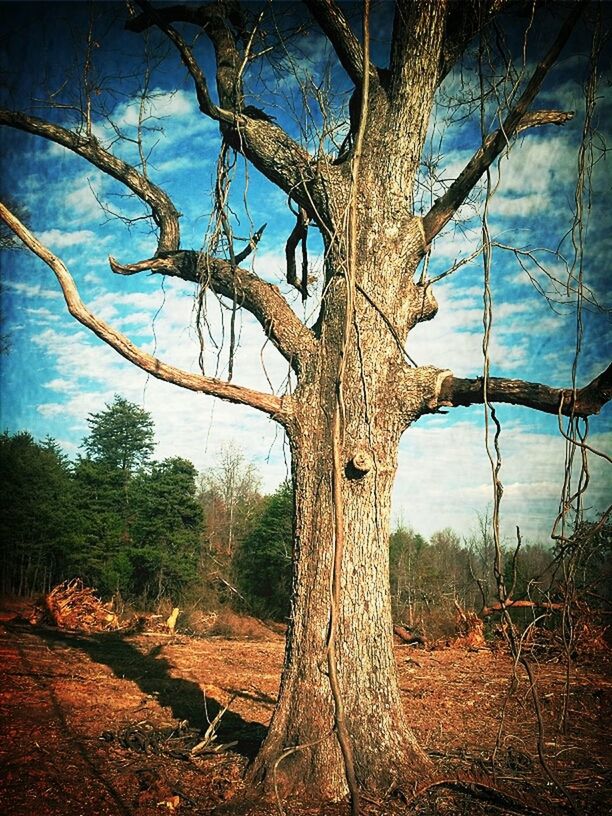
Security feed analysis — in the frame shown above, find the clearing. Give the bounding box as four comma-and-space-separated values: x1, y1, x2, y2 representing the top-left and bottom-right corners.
0, 600, 609, 816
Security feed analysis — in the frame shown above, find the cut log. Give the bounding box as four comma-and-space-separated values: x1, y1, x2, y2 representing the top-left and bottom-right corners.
481, 599, 564, 616
393, 625, 425, 646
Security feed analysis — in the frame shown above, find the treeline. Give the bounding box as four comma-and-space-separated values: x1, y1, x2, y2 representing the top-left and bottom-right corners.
0, 396, 293, 617
1, 396, 609, 632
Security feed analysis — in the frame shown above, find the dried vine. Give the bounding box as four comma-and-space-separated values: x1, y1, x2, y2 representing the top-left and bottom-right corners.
326, 3, 371, 813
476, 8, 607, 812
552, 3, 605, 735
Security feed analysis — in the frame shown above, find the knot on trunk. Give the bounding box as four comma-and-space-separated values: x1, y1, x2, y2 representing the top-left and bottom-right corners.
409, 281, 438, 326
346, 447, 374, 479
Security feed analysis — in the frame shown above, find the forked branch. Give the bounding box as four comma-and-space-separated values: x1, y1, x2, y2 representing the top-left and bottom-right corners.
0, 109, 180, 255
423, 0, 584, 243
304, 0, 374, 87
128, 0, 336, 219
436, 365, 612, 418
109, 247, 317, 375
0, 201, 287, 420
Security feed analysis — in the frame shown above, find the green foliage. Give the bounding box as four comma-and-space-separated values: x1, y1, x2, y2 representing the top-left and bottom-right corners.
71, 457, 127, 594
1, 397, 205, 605
83, 394, 155, 473
0, 431, 77, 594
5, 396, 607, 629
233, 481, 293, 620
129, 457, 202, 602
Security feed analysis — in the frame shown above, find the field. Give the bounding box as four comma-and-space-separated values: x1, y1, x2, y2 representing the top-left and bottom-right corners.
0, 600, 610, 816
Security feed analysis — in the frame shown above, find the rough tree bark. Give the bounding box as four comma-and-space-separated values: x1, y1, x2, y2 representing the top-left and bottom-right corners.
1, 0, 609, 807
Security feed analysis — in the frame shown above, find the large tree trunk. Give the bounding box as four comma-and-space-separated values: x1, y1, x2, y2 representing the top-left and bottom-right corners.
250, 428, 429, 800
248, 221, 445, 800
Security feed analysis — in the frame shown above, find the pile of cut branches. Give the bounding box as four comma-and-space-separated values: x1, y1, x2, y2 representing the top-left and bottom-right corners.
521, 614, 609, 660
29, 578, 121, 633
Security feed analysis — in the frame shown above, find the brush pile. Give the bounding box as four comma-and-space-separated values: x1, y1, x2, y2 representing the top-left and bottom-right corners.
29, 578, 121, 633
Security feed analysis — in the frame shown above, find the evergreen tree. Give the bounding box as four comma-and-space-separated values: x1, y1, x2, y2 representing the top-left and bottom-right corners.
83, 395, 155, 474
0, 431, 76, 594
72, 396, 156, 595
71, 457, 128, 594
234, 481, 293, 620
129, 457, 202, 602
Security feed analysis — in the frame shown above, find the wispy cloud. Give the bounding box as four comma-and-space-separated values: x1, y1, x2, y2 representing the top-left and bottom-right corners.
37, 228, 98, 249
3, 280, 61, 300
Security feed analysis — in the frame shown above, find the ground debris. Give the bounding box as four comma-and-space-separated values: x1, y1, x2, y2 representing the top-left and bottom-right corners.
2, 601, 609, 816
29, 579, 121, 633
102, 715, 237, 759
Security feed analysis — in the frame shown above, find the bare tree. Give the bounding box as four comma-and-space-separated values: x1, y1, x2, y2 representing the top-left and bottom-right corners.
1, 0, 610, 808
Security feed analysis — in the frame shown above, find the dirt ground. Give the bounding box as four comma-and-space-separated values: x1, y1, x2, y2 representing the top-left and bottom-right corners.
0, 599, 610, 816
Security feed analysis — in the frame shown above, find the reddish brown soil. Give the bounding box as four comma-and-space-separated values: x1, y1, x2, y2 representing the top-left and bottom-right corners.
0, 599, 610, 816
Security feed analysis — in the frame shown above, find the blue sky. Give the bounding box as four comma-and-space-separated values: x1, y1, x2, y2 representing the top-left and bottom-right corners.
0, 1, 610, 542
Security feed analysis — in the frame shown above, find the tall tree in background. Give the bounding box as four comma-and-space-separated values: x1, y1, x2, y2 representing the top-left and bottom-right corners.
1, 0, 611, 806
83, 395, 155, 474
73, 395, 157, 592
130, 456, 202, 602
0, 432, 76, 595
234, 480, 293, 620
199, 444, 262, 560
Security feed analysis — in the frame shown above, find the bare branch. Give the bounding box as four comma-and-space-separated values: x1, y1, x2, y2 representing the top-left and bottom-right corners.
0, 201, 288, 420
0, 108, 180, 254
133, 1, 226, 119
127, 1, 338, 221
303, 0, 372, 87
108, 249, 317, 376
423, 0, 584, 243
439, 0, 511, 85
285, 208, 310, 299
436, 365, 612, 418
423, 107, 576, 243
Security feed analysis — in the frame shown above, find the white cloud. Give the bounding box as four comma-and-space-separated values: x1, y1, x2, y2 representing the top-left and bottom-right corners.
3, 280, 61, 300
42, 378, 76, 393
489, 193, 548, 218
113, 89, 194, 129
23, 306, 60, 322
37, 228, 97, 249
64, 178, 105, 222
393, 416, 611, 542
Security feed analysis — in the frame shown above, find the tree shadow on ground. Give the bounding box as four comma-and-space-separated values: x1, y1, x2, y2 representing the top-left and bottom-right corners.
33, 625, 267, 759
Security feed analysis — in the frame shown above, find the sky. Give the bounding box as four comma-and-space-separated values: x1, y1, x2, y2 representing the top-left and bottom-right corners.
0, 1, 610, 544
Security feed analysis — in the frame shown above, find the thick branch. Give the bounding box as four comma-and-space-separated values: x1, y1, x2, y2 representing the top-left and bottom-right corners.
437, 365, 612, 418
423, 0, 584, 243
128, 1, 336, 220
303, 0, 372, 86
108, 250, 317, 376
0, 109, 180, 254
0, 201, 287, 420
127, 3, 223, 33
388, 0, 447, 108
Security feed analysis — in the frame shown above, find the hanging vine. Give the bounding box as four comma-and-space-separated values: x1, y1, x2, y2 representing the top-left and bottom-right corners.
326, 3, 371, 814
477, 13, 578, 813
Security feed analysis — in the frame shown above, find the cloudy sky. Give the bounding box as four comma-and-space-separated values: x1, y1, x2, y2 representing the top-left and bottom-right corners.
0, 2, 610, 543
